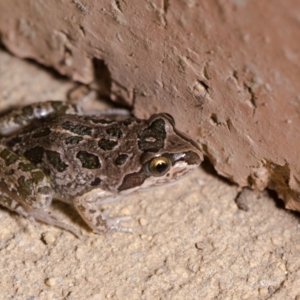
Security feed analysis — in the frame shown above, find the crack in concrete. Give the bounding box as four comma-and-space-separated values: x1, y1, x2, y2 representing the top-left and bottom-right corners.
114, 0, 123, 13
161, 0, 169, 28
244, 83, 257, 116
163, 0, 169, 16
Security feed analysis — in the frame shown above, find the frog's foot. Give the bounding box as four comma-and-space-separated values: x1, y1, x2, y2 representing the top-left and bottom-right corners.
86, 209, 132, 234
101, 209, 132, 233
73, 190, 132, 234
73, 200, 132, 234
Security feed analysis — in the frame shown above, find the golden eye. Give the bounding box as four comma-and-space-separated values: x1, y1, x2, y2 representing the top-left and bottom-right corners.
147, 156, 171, 177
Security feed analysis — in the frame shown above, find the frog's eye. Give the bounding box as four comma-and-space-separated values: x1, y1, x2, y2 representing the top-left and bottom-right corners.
146, 156, 171, 177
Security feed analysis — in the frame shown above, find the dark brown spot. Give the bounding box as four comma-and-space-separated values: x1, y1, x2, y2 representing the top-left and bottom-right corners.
115, 154, 128, 165
7, 169, 15, 175
65, 136, 84, 145
21, 105, 34, 117
45, 150, 68, 172
90, 177, 101, 186
17, 175, 33, 197
76, 151, 101, 169
106, 127, 123, 138
122, 118, 133, 126
24, 146, 44, 165
118, 169, 150, 191
32, 127, 51, 138
6, 136, 22, 147
43, 167, 51, 176
138, 118, 166, 152
61, 121, 92, 136
98, 139, 118, 151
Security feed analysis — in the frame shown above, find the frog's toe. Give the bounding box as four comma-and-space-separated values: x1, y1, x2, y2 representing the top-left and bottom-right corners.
100, 209, 132, 233
106, 216, 133, 233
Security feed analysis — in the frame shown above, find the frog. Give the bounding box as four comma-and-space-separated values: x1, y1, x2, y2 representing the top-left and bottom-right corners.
0, 101, 203, 236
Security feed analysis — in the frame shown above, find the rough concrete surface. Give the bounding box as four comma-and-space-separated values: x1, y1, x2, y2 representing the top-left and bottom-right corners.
0, 0, 300, 212
1, 49, 300, 300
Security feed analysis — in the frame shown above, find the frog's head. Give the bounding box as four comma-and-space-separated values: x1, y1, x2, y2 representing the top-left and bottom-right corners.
118, 113, 203, 192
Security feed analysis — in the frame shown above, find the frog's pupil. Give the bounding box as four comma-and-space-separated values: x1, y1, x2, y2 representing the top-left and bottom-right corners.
156, 162, 167, 173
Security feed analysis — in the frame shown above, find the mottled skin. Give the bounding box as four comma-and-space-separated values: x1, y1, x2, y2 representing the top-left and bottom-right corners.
0, 101, 203, 236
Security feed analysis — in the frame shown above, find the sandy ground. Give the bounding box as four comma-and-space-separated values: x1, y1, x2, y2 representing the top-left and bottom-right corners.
0, 49, 300, 300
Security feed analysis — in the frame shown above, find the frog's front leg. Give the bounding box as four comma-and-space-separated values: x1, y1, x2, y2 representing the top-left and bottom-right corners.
0, 145, 81, 237
73, 189, 132, 233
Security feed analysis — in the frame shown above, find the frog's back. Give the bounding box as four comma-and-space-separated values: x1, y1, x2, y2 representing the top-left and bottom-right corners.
2, 114, 148, 197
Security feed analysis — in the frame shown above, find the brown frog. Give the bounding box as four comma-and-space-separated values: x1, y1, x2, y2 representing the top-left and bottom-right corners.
0, 101, 202, 236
